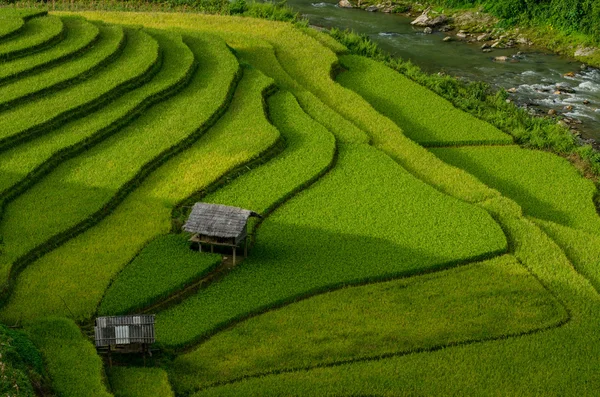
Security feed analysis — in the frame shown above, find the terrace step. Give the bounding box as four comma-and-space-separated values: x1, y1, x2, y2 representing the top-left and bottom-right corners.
0, 15, 64, 62
0, 33, 243, 321
0, 26, 162, 153
0, 22, 124, 112
0, 16, 100, 86
0, 29, 197, 223
0, 16, 25, 42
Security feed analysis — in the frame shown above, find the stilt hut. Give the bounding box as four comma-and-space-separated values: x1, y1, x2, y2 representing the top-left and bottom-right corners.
94, 314, 155, 366
183, 203, 261, 264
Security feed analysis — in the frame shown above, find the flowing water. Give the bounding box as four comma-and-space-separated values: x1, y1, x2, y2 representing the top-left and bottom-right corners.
290, 0, 600, 142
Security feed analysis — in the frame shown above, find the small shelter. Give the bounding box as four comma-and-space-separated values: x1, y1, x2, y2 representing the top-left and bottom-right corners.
94, 315, 155, 365
182, 202, 261, 263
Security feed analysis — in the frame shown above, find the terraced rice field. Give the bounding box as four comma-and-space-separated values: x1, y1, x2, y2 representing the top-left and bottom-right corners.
0, 7, 599, 397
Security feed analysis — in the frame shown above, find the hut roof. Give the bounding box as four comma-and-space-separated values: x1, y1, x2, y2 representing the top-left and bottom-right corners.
182, 203, 260, 238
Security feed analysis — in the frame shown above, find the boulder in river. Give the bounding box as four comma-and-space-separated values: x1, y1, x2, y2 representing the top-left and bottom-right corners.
494, 56, 509, 62
574, 46, 598, 58
477, 33, 489, 41
456, 32, 467, 39
411, 8, 448, 27
443, 36, 452, 42
548, 109, 557, 116
365, 5, 379, 12
338, 0, 353, 8
423, 27, 433, 34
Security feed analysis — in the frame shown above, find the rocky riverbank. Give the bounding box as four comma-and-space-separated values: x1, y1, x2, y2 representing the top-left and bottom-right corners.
336, 1, 600, 67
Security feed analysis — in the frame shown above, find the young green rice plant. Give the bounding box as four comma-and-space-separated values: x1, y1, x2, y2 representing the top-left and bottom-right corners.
0, 16, 99, 84
99, 234, 221, 316
0, 26, 161, 150
0, 29, 193, 285
194, 200, 600, 396
81, 12, 500, 203
431, 146, 600, 235
25, 317, 111, 397
172, 255, 565, 393
0, 27, 193, 203
109, 367, 174, 397
0, 51, 279, 324
156, 143, 507, 348
337, 55, 514, 147
0, 16, 25, 40
0, 15, 64, 61
0, 21, 120, 109
204, 90, 335, 223
532, 217, 600, 293
0, 8, 48, 19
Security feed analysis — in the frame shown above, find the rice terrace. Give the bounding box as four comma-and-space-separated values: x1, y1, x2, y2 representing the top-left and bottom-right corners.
1, 2, 600, 396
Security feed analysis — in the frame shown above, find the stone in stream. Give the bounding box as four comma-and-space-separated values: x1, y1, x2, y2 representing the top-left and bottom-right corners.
365, 5, 379, 12
482, 48, 492, 53
507, 87, 518, 93
411, 7, 448, 27
456, 32, 467, 39
423, 27, 433, 34
443, 36, 452, 42
494, 56, 509, 62
548, 109, 557, 116
477, 33, 489, 41
564, 72, 576, 78
583, 99, 591, 105
481, 43, 491, 49
338, 0, 353, 8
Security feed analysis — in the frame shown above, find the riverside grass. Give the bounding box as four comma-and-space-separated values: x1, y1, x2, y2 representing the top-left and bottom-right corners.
109, 367, 174, 397
0, 16, 99, 83
76, 11, 499, 203
0, 25, 158, 145
204, 90, 335, 220
0, 27, 193, 197
99, 234, 221, 316
337, 55, 513, 147
25, 317, 111, 397
156, 144, 507, 348
431, 145, 600, 235
0, 15, 63, 61
0, 65, 280, 324
173, 255, 565, 393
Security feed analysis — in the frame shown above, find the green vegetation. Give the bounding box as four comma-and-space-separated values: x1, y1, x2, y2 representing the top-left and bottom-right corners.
0, 16, 99, 84
172, 255, 564, 393
0, 15, 63, 61
109, 367, 174, 397
99, 234, 221, 316
533, 218, 600, 293
431, 146, 600, 234
0, 15, 24, 40
0, 25, 158, 149
156, 144, 506, 348
0, 27, 193, 206
0, 63, 278, 324
338, 55, 513, 147
0, 323, 46, 396
204, 90, 335, 222
25, 317, 111, 397
433, 0, 600, 42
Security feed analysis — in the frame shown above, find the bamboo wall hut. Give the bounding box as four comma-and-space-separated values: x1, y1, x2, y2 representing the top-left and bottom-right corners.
183, 203, 261, 263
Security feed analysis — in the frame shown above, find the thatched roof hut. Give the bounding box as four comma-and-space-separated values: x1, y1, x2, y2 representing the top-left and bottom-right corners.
183, 203, 261, 262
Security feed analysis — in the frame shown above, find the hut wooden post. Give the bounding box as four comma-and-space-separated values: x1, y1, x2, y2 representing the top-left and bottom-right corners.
244, 238, 248, 258
232, 246, 236, 265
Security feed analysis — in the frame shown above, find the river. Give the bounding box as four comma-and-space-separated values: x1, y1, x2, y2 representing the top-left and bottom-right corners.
288, 0, 600, 142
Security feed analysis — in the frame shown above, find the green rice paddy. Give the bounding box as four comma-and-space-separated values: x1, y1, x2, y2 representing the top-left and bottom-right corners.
0, 7, 598, 396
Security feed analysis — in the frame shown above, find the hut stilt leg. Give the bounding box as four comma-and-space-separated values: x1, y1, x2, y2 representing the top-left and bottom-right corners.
211, 244, 214, 253
244, 238, 248, 258
233, 246, 236, 265
108, 346, 112, 369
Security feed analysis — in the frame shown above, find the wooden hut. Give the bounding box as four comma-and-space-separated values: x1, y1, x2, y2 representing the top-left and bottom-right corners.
183, 203, 261, 263
94, 314, 155, 365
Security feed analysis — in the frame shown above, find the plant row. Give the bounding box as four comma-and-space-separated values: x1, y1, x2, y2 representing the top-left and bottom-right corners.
109, 367, 174, 397
0, 25, 161, 152
0, 16, 100, 91
173, 255, 564, 394
0, 14, 64, 62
